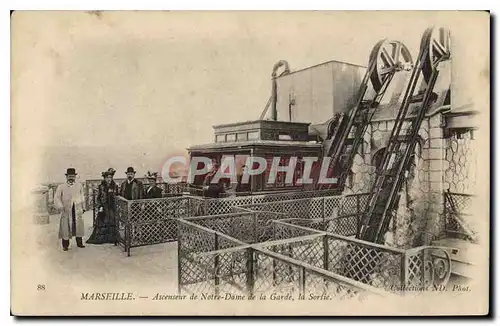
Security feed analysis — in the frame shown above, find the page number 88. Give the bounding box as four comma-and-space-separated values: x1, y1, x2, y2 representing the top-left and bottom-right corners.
37, 284, 45, 291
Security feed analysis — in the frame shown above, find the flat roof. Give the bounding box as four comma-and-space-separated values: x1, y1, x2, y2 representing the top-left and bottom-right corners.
213, 119, 311, 129
277, 59, 367, 79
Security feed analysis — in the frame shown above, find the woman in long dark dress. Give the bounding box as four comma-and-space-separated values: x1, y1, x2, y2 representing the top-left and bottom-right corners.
86, 168, 119, 244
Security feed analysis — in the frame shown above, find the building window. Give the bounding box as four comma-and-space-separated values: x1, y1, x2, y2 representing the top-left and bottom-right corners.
247, 131, 259, 140
237, 132, 247, 141
216, 134, 226, 143
278, 134, 292, 140
226, 134, 236, 142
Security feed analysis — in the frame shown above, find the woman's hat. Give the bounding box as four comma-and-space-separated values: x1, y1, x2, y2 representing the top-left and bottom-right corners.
126, 167, 136, 173
65, 168, 77, 176
145, 171, 158, 180
102, 168, 116, 178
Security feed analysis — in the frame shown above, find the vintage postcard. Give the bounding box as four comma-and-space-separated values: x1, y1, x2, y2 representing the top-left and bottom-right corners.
11, 10, 490, 316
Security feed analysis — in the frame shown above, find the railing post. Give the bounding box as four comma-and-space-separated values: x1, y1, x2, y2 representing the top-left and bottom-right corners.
400, 252, 408, 295
92, 192, 96, 227
321, 197, 325, 228
299, 266, 306, 296
84, 183, 89, 211
272, 256, 277, 286
177, 222, 182, 295
273, 219, 276, 240
356, 195, 361, 236
246, 248, 255, 297
253, 212, 258, 243
214, 233, 220, 294
127, 200, 131, 257
323, 235, 329, 271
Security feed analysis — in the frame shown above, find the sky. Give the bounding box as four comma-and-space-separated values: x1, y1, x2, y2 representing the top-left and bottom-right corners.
11, 11, 489, 183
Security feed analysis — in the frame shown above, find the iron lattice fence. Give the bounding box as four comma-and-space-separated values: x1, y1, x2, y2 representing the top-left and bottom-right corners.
88, 180, 188, 220
439, 129, 477, 241
178, 211, 453, 298
443, 192, 475, 241
238, 194, 369, 241
116, 195, 195, 256
112, 189, 345, 255
264, 222, 405, 291
444, 130, 477, 194
178, 220, 381, 300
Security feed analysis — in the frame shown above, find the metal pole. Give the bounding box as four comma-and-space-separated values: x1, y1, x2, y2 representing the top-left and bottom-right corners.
246, 248, 255, 297
214, 233, 220, 294
177, 227, 182, 295
323, 235, 329, 271
401, 252, 408, 295
127, 200, 131, 257
299, 267, 306, 296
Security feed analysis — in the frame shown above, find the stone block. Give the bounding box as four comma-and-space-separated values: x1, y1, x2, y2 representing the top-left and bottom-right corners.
427, 148, 444, 161
426, 159, 444, 172
429, 138, 444, 149
429, 170, 443, 183
429, 127, 443, 139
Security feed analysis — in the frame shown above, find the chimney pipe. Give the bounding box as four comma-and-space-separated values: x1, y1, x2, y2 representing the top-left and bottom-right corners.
271, 60, 290, 121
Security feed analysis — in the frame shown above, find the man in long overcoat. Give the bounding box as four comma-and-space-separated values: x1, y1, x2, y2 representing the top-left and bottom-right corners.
54, 168, 86, 251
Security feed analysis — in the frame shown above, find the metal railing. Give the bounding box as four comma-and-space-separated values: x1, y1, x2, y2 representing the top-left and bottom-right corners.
112, 190, 351, 255
178, 219, 384, 300
443, 191, 476, 242
177, 208, 454, 297
116, 195, 193, 256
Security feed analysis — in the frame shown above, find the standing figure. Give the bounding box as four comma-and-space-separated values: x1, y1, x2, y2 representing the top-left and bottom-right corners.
87, 168, 119, 244
202, 162, 224, 198
119, 167, 144, 244
119, 167, 144, 200
144, 171, 165, 242
54, 168, 86, 251
144, 171, 163, 199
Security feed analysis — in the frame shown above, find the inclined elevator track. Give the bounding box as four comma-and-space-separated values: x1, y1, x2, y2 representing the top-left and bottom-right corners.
357, 27, 451, 244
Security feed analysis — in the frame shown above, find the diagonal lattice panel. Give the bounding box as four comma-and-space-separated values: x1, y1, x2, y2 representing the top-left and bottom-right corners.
180, 253, 215, 285
272, 221, 322, 241
252, 251, 301, 296
326, 235, 404, 290
406, 252, 424, 287
325, 216, 359, 236
214, 249, 249, 294
178, 221, 216, 253
289, 237, 324, 268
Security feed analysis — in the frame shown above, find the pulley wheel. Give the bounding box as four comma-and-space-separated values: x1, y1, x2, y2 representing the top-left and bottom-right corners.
369, 40, 413, 93
421, 27, 451, 83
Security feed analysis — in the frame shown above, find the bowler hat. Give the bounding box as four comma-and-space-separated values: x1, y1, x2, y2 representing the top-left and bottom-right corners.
65, 168, 77, 175
126, 167, 136, 173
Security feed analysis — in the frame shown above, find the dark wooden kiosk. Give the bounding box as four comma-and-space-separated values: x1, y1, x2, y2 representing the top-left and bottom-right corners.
188, 120, 322, 194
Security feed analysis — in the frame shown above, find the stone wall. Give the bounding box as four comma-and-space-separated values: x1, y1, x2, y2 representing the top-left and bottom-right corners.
345, 114, 449, 247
